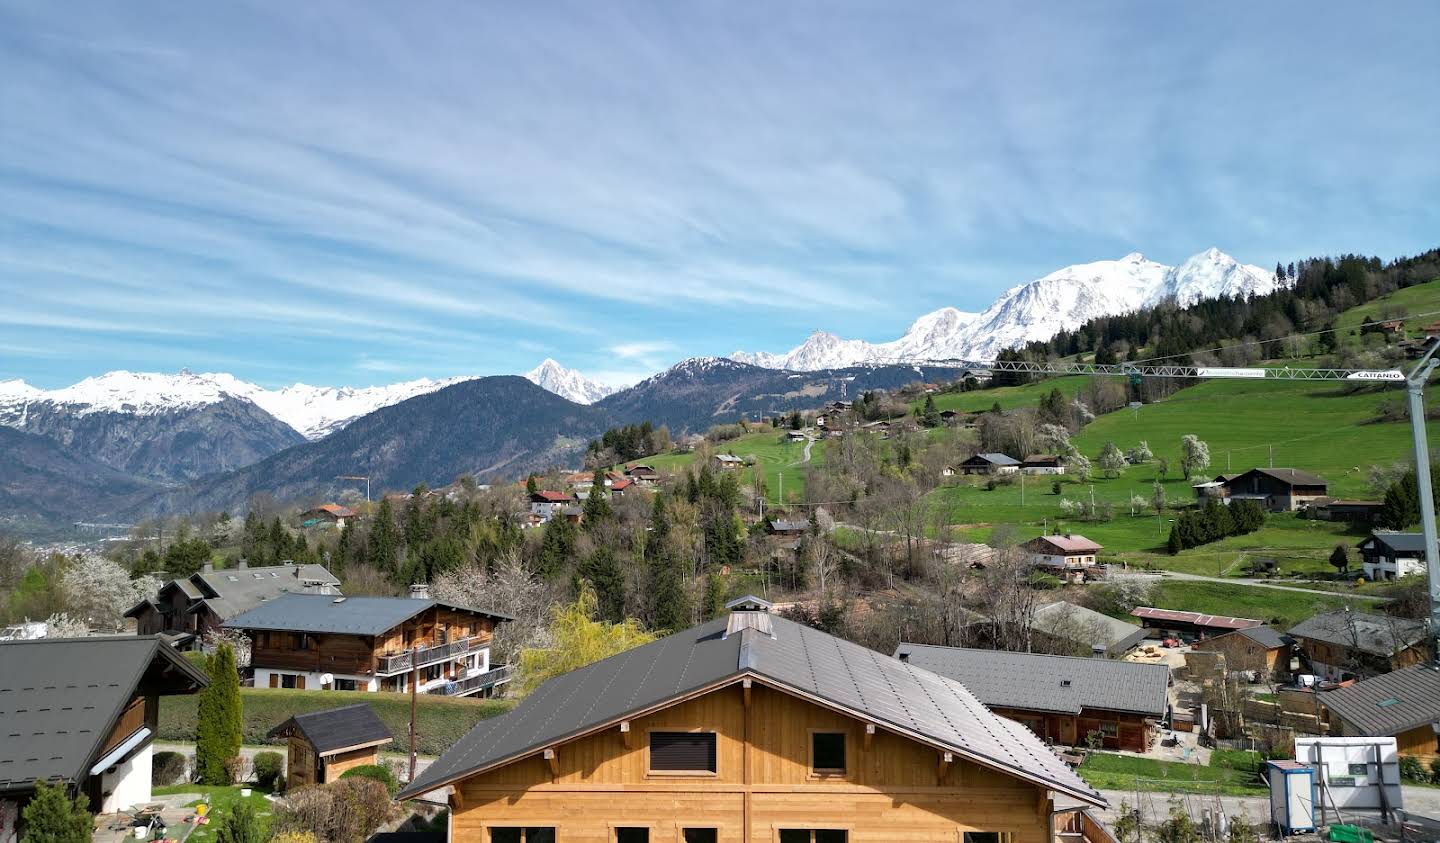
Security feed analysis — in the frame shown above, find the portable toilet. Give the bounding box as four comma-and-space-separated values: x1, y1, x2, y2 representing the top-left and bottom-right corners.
1268, 760, 1316, 835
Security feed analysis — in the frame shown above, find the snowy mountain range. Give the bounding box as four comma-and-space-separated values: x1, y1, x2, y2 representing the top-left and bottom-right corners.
523, 359, 620, 405
731, 248, 1279, 370
1, 359, 616, 442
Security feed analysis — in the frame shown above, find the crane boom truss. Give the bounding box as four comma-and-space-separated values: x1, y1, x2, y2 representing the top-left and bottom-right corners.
905, 357, 1406, 382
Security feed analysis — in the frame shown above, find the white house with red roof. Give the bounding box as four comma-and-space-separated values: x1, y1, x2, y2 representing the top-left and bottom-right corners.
1023, 533, 1104, 583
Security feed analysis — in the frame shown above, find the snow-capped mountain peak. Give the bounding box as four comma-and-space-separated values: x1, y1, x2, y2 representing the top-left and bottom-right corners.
729, 248, 1280, 369
523, 359, 618, 405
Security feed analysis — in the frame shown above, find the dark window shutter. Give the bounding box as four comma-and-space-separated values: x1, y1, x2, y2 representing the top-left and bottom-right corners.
490, 830, 520, 843
616, 830, 650, 843
682, 831, 717, 843
525, 830, 555, 843
812, 732, 846, 771
649, 732, 717, 772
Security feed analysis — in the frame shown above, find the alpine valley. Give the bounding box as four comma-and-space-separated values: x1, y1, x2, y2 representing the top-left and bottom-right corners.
0, 246, 1287, 528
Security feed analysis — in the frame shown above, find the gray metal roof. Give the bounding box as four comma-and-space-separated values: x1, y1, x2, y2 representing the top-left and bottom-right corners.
1286, 611, 1427, 657
1229, 625, 1292, 650
1033, 602, 1148, 653
893, 644, 1170, 719
398, 615, 1102, 805
192, 563, 341, 621
1362, 531, 1428, 554
223, 593, 512, 636
1319, 665, 1440, 736
969, 453, 1020, 466
268, 703, 393, 755
0, 636, 208, 792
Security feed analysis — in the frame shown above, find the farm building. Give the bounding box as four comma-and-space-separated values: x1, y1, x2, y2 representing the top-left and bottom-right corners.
302, 503, 356, 528
1021, 455, 1066, 475
125, 561, 340, 648
1022, 534, 1103, 584
1130, 607, 1262, 642
268, 703, 394, 789
399, 600, 1104, 842
1287, 610, 1430, 680
894, 644, 1170, 752
1357, 531, 1432, 581
713, 453, 745, 470
1220, 468, 1328, 512
1315, 499, 1385, 524
766, 518, 810, 537
1319, 665, 1440, 765
624, 465, 659, 485
1032, 601, 1148, 657
959, 452, 1020, 475
1189, 625, 1293, 678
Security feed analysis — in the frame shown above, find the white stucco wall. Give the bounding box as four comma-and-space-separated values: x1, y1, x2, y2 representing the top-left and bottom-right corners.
99, 741, 152, 814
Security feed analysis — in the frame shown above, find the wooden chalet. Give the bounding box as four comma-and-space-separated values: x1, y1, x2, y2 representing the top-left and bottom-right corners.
1189, 626, 1293, 678
1220, 468, 1328, 512
529, 491, 573, 521
1319, 665, 1440, 765
1315, 499, 1385, 524
894, 644, 1170, 752
713, 454, 745, 471
1020, 455, 1065, 475
125, 561, 340, 648
0, 637, 207, 833
302, 504, 356, 528
268, 703, 393, 789
1286, 610, 1429, 681
1022, 534, 1103, 584
624, 465, 659, 486
958, 453, 1020, 475
398, 598, 1104, 842
766, 518, 810, 537
1358, 530, 1432, 582
224, 593, 512, 697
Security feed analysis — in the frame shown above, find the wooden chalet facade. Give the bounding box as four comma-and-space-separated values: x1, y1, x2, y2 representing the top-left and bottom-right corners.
1320, 666, 1440, 765
1286, 610, 1429, 681
399, 599, 1103, 843
959, 453, 1020, 475
268, 704, 393, 789
125, 561, 340, 647
1219, 468, 1328, 512
1022, 534, 1103, 584
225, 594, 512, 697
895, 644, 1170, 753
1189, 626, 1293, 678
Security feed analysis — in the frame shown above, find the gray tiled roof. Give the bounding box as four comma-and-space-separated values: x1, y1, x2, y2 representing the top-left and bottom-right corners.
1033, 602, 1148, 653
970, 453, 1020, 466
1319, 665, 1440, 736
223, 593, 512, 636
893, 644, 1170, 719
1230, 625, 1292, 650
191, 563, 341, 621
1286, 611, 1427, 657
398, 615, 1102, 805
269, 703, 393, 755
1363, 531, 1428, 554
0, 636, 208, 793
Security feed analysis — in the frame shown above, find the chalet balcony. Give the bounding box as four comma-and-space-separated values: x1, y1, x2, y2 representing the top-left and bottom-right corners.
377, 635, 488, 676
425, 665, 513, 697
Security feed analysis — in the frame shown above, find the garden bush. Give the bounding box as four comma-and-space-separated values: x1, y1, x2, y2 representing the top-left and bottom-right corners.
338, 764, 398, 796
152, 750, 188, 786
272, 779, 395, 843
253, 750, 285, 791
1399, 755, 1428, 782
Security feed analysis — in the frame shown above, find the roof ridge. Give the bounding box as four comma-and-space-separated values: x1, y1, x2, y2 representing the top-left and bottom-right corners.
898, 643, 1166, 669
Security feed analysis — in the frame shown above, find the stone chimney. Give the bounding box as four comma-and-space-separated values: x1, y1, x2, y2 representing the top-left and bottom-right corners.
409, 583, 431, 600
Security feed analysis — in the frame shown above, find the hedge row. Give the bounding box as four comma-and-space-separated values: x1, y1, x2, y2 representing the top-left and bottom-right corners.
159, 688, 513, 757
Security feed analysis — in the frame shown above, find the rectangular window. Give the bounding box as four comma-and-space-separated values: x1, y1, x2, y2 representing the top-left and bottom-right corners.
811, 732, 846, 773
964, 834, 1013, 843
490, 830, 555, 843
1099, 721, 1119, 738
615, 829, 649, 843
334, 678, 358, 691
780, 833, 847, 843
649, 732, 717, 773
682, 831, 716, 843
280, 673, 299, 689
298, 633, 310, 650
1348, 763, 1368, 776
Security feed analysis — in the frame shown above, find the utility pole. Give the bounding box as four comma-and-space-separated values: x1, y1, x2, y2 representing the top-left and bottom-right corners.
1268, 445, 1274, 468
1404, 338, 1440, 666
337, 475, 371, 502
409, 643, 420, 782
1020, 473, 1025, 507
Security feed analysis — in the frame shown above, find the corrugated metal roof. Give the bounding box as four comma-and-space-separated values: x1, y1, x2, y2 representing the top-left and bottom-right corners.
970, 453, 1020, 465
893, 644, 1169, 718
184, 563, 341, 622
398, 615, 1102, 806
1131, 607, 1263, 630
1319, 665, 1440, 736
0, 637, 207, 792
223, 593, 512, 635
1287, 611, 1427, 657
1363, 531, 1429, 554
269, 703, 392, 755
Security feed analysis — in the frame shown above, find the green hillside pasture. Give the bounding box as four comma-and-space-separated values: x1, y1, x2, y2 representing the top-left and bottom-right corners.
1334, 278, 1440, 347
159, 687, 512, 757
629, 430, 824, 506
929, 376, 1091, 414
1146, 579, 1356, 630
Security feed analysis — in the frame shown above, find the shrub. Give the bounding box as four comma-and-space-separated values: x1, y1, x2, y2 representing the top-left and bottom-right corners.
338, 764, 398, 796
271, 834, 319, 843
253, 751, 285, 791
224, 755, 250, 786
1399, 755, 1428, 782
215, 799, 267, 843
272, 779, 395, 843
20, 779, 91, 843
152, 750, 188, 786
1430, 757, 1440, 783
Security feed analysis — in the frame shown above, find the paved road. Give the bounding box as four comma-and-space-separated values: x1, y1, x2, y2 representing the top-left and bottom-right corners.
152, 741, 436, 781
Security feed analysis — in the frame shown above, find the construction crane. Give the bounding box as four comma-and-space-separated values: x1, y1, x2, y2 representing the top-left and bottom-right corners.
904, 348, 1437, 666
335, 474, 371, 502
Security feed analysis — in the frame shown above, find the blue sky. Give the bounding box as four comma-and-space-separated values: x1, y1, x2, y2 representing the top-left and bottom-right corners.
2, 2, 1438, 389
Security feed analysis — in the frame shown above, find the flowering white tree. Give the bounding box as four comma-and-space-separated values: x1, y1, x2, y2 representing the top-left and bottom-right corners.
42, 612, 92, 638
433, 552, 555, 663
60, 554, 161, 631
1180, 434, 1212, 480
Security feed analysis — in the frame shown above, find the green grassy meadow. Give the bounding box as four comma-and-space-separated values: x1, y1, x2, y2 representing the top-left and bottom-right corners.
631, 429, 825, 506
1333, 278, 1440, 344
1078, 749, 1266, 796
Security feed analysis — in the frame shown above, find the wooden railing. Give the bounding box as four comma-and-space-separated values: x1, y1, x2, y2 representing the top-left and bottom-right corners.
425, 665, 513, 697
100, 696, 147, 756
378, 635, 488, 675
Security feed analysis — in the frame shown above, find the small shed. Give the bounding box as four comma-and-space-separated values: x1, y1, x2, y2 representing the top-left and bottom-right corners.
268, 703, 393, 789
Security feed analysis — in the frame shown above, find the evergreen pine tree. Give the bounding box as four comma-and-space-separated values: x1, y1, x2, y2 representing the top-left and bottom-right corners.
367, 497, 401, 573
526, 474, 539, 495
648, 545, 690, 631
537, 516, 577, 580
1329, 544, 1350, 574
577, 547, 625, 623
582, 470, 613, 527
20, 780, 91, 843
195, 642, 242, 785
702, 572, 726, 620
922, 395, 940, 428
1167, 525, 1183, 555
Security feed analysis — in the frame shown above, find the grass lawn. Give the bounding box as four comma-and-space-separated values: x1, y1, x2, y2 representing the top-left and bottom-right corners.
153, 784, 274, 842
1078, 750, 1266, 796
929, 376, 1092, 414
629, 429, 825, 506
1146, 579, 1356, 629
1333, 278, 1440, 348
